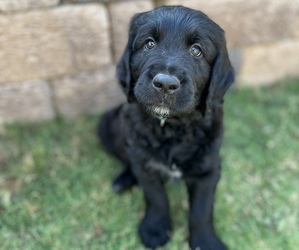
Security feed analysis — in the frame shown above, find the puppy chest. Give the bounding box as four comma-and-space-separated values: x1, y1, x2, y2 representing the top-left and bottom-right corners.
125, 116, 212, 173
129, 133, 196, 158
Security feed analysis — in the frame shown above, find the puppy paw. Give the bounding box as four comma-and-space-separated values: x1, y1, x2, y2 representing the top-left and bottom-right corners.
189, 234, 227, 250
138, 216, 172, 249
112, 168, 137, 192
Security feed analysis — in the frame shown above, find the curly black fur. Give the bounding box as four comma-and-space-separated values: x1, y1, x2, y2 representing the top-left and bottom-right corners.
98, 6, 235, 250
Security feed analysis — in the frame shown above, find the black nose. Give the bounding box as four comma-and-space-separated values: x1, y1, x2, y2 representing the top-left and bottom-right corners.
152, 74, 180, 94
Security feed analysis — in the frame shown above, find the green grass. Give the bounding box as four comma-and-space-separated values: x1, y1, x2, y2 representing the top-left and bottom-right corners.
1, 78, 299, 250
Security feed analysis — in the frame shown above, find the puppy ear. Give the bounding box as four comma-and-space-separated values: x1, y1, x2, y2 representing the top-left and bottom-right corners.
116, 14, 141, 103
204, 41, 235, 113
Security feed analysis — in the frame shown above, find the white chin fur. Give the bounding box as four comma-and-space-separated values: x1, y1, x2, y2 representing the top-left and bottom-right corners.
152, 106, 170, 117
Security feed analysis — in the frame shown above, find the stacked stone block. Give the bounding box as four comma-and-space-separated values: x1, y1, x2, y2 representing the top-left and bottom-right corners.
0, 0, 298, 128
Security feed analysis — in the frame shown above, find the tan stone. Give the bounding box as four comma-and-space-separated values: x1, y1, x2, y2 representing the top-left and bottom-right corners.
0, 0, 59, 12
238, 40, 299, 86
295, 13, 299, 38
62, 0, 106, 3
0, 4, 111, 84
0, 80, 55, 126
228, 48, 242, 75
157, 0, 299, 48
109, 0, 155, 63
52, 65, 126, 118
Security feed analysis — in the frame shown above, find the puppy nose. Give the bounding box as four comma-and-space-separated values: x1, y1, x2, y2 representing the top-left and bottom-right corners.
152, 74, 180, 94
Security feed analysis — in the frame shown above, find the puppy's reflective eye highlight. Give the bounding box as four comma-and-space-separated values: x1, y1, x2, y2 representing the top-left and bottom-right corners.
190, 44, 202, 57
144, 38, 156, 50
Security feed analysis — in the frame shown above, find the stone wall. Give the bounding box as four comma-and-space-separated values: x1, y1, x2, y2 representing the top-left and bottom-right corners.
0, 0, 298, 127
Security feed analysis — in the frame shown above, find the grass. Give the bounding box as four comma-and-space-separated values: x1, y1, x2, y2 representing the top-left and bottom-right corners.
0, 78, 299, 250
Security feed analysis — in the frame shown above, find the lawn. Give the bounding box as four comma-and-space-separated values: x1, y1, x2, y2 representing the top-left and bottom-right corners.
0, 78, 298, 250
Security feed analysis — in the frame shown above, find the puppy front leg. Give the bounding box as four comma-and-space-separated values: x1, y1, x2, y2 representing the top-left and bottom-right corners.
185, 169, 227, 250
136, 170, 172, 249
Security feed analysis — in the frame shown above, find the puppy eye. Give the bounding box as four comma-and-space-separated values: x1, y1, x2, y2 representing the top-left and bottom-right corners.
144, 38, 156, 50
190, 44, 202, 57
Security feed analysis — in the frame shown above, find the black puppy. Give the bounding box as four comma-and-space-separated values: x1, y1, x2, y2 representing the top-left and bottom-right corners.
99, 5, 234, 250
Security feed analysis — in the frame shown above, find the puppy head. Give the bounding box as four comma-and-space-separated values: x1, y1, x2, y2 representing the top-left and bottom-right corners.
117, 6, 234, 118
